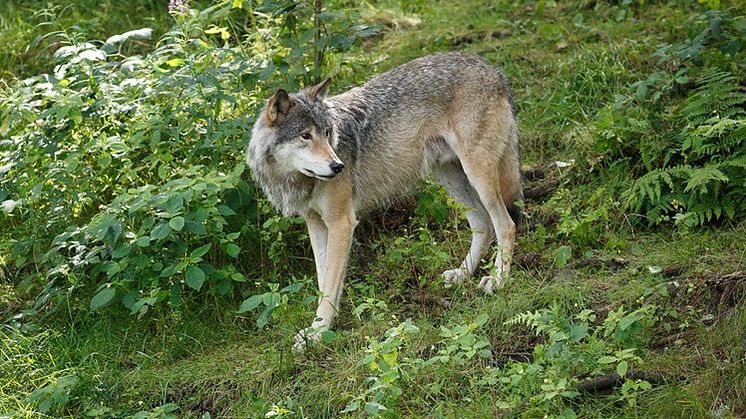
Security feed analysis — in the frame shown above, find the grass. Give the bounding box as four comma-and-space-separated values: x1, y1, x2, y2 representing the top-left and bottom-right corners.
1, 0, 745, 417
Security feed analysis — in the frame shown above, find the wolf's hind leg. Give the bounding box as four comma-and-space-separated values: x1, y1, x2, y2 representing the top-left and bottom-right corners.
433, 161, 495, 285
455, 154, 516, 294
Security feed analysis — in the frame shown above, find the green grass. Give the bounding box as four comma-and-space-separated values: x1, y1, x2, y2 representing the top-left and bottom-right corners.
2, 0, 745, 417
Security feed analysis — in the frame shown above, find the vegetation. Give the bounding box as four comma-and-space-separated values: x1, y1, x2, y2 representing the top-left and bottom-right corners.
1, 0, 744, 417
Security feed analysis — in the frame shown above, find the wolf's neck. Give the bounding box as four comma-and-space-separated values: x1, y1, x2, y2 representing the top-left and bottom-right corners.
256, 168, 316, 216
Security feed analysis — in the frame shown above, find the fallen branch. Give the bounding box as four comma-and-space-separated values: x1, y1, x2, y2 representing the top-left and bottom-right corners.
524, 179, 560, 201
705, 270, 744, 284
577, 370, 674, 393
521, 166, 547, 181
651, 330, 694, 348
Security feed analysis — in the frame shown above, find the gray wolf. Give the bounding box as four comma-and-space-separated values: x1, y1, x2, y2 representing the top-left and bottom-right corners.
246, 52, 522, 350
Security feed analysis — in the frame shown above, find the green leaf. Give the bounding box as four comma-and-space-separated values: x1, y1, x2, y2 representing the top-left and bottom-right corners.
321, 330, 336, 343
90, 286, 116, 311
569, 323, 588, 342
340, 400, 360, 413
238, 294, 263, 313
280, 283, 303, 293
224, 243, 240, 258
150, 223, 171, 241
191, 243, 211, 258
185, 266, 205, 291
554, 245, 572, 267
474, 313, 489, 327
169, 216, 185, 231
616, 360, 629, 376
256, 293, 280, 328
598, 355, 618, 364
111, 244, 131, 258
217, 205, 236, 216
166, 58, 185, 67
364, 402, 386, 415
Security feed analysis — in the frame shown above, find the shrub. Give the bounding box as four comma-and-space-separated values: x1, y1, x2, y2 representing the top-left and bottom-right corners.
0, 1, 377, 318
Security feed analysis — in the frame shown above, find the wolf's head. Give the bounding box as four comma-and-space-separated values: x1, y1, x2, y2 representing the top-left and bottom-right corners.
247, 79, 344, 182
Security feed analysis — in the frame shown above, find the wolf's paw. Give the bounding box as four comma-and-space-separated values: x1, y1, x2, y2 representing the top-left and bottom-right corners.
477, 275, 500, 294
292, 326, 324, 353
443, 268, 469, 285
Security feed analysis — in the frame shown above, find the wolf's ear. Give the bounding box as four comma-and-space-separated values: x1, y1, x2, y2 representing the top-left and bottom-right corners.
308, 78, 331, 101
267, 89, 293, 124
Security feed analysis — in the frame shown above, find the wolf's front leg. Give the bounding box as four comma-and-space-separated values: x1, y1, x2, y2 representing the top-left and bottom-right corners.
304, 212, 328, 288
293, 212, 356, 352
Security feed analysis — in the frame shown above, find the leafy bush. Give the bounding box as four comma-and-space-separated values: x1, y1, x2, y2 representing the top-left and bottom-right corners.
0, 1, 377, 318
567, 10, 746, 230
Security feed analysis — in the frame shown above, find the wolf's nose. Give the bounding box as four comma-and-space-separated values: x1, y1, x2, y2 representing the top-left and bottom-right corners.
330, 161, 345, 174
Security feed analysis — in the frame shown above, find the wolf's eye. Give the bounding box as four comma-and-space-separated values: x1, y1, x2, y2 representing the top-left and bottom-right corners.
300, 132, 312, 141
326, 129, 331, 137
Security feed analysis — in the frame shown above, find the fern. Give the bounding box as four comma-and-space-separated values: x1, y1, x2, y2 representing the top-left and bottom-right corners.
678, 70, 746, 127
683, 165, 729, 193
621, 68, 746, 226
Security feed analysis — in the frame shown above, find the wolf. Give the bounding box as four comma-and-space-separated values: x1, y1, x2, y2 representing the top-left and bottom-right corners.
246, 52, 522, 350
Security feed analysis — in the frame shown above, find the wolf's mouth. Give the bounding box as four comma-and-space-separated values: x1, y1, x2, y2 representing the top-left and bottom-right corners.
303, 168, 335, 179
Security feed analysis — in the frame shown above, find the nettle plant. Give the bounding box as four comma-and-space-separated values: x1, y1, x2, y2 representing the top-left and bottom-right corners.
0, 1, 378, 318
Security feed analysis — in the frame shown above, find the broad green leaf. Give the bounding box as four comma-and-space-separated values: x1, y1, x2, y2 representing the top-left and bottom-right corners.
364, 402, 386, 415
321, 330, 336, 343
150, 223, 171, 241
217, 205, 236, 216
569, 323, 588, 342
280, 283, 303, 293
554, 245, 572, 267
256, 293, 280, 328
191, 243, 211, 258
224, 243, 240, 258
616, 360, 629, 376
238, 295, 263, 313
185, 266, 205, 291
111, 244, 131, 258
169, 216, 185, 231
598, 355, 618, 364
90, 286, 116, 310
341, 400, 360, 413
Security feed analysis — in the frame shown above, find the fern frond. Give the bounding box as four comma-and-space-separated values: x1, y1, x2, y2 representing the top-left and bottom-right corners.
684, 165, 729, 193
